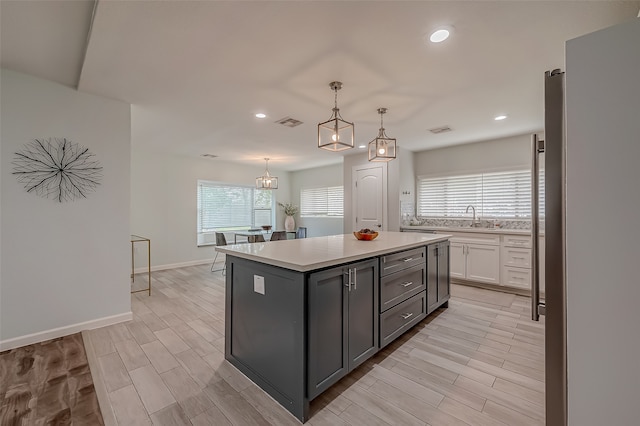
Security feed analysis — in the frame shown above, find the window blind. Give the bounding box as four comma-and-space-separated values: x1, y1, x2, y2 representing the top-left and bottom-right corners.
417, 169, 545, 218
197, 181, 274, 239
300, 186, 344, 217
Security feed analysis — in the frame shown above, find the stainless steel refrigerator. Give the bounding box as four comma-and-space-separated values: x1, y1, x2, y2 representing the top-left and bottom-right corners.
531, 68, 566, 426
533, 18, 640, 426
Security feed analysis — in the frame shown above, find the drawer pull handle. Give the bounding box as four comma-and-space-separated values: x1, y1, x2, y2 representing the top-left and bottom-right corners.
401, 313, 413, 320
403, 257, 414, 262
400, 281, 413, 287
513, 256, 526, 260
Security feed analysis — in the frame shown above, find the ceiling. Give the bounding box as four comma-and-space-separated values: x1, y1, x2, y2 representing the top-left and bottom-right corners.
2, 1, 638, 171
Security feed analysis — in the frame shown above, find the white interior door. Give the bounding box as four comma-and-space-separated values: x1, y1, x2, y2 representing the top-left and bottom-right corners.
352, 164, 385, 232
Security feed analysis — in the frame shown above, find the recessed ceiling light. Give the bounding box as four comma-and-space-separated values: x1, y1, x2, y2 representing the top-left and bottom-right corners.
358, 145, 366, 149
494, 115, 508, 121
255, 113, 266, 119
429, 28, 450, 43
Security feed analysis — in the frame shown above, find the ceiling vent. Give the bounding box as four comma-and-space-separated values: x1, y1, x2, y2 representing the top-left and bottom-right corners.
201, 154, 218, 158
429, 125, 452, 134
275, 116, 303, 128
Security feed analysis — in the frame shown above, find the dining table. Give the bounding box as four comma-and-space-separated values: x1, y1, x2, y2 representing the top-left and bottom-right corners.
233, 229, 297, 243
233, 230, 267, 244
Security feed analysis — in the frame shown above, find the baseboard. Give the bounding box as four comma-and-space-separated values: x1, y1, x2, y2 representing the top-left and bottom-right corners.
451, 278, 533, 297
133, 257, 220, 274
0, 311, 133, 351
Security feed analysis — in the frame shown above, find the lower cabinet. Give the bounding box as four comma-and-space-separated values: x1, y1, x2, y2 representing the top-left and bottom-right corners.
307, 258, 379, 399
427, 241, 450, 314
445, 233, 500, 285
307, 242, 451, 399
380, 292, 426, 348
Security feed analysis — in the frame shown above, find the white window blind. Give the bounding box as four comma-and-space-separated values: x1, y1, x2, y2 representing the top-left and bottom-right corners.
417, 169, 545, 218
300, 186, 344, 217
197, 181, 274, 245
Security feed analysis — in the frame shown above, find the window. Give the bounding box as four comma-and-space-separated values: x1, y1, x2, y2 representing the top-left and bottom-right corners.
300, 186, 344, 217
197, 181, 274, 245
417, 169, 544, 218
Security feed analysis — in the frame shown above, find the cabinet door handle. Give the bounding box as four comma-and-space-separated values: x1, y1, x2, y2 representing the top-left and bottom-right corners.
401, 313, 413, 320
352, 267, 357, 290
344, 269, 351, 291
400, 281, 413, 287
403, 257, 413, 262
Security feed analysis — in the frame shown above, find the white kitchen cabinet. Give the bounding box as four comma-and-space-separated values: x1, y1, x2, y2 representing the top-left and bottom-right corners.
449, 242, 466, 279
500, 234, 532, 290
445, 233, 500, 285
466, 244, 501, 284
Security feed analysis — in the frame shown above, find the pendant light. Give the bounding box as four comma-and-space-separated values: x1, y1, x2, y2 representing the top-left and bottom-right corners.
368, 107, 397, 162
256, 158, 278, 189
318, 81, 354, 152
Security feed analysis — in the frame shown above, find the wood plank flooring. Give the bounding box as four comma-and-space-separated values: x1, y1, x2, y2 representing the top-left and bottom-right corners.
0, 333, 104, 425
86, 261, 545, 425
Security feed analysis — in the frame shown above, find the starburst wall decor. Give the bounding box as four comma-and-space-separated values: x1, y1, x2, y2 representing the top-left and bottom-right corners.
12, 138, 103, 203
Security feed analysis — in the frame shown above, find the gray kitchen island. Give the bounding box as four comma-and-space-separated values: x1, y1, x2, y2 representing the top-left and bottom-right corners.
215, 231, 451, 422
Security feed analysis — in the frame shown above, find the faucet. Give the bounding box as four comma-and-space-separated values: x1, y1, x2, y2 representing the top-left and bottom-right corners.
465, 205, 479, 227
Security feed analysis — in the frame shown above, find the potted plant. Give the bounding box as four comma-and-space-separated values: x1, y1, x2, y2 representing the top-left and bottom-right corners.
278, 202, 299, 232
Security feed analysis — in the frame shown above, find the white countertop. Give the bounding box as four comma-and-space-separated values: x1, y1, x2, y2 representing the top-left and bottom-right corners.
401, 225, 533, 235
216, 231, 450, 272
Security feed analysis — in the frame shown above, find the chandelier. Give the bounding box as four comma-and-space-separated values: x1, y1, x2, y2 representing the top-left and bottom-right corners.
318, 81, 355, 152
368, 108, 397, 162
256, 158, 278, 189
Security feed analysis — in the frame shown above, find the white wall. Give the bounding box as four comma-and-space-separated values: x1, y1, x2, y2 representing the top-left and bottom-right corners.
413, 133, 533, 177
565, 19, 640, 425
399, 148, 416, 222
290, 163, 343, 237
0, 69, 131, 347
130, 148, 291, 268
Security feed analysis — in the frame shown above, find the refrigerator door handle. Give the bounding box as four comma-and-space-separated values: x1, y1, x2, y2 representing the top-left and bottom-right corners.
531, 133, 544, 321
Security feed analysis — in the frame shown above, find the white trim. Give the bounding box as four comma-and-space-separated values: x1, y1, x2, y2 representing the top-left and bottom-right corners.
133, 258, 214, 274
0, 312, 132, 351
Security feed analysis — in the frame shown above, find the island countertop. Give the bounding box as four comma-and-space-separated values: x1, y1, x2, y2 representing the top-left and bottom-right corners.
216, 231, 450, 272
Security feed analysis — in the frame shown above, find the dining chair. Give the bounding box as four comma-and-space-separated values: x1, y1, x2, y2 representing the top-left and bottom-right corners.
296, 227, 307, 239
211, 232, 227, 274
253, 234, 266, 243
270, 231, 287, 241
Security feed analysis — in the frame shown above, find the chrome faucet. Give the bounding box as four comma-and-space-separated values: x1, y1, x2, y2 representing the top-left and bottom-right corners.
465, 205, 479, 227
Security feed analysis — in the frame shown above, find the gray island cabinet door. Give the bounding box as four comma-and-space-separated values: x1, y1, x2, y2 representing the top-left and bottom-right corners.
427, 241, 451, 313
308, 258, 379, 400
438, 241, 450, 306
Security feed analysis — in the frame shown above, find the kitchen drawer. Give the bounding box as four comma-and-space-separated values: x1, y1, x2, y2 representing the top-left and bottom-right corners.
380, 264, 425, 313
449, 232, 500, 246
502, 266, 531, 289
502, 234, 532, 248
380, 292, 426, 348
380, 247, 425, 277
502, 246, 532, 268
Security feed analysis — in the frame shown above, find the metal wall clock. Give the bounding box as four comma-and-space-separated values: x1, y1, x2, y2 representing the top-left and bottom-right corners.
12, 138, 103, 203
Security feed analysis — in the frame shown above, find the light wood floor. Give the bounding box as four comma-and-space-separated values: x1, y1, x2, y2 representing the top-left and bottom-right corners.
86, 261, 545, 425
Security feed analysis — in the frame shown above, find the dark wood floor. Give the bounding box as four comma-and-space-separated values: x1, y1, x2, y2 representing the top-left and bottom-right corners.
0, 333, 104, 425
